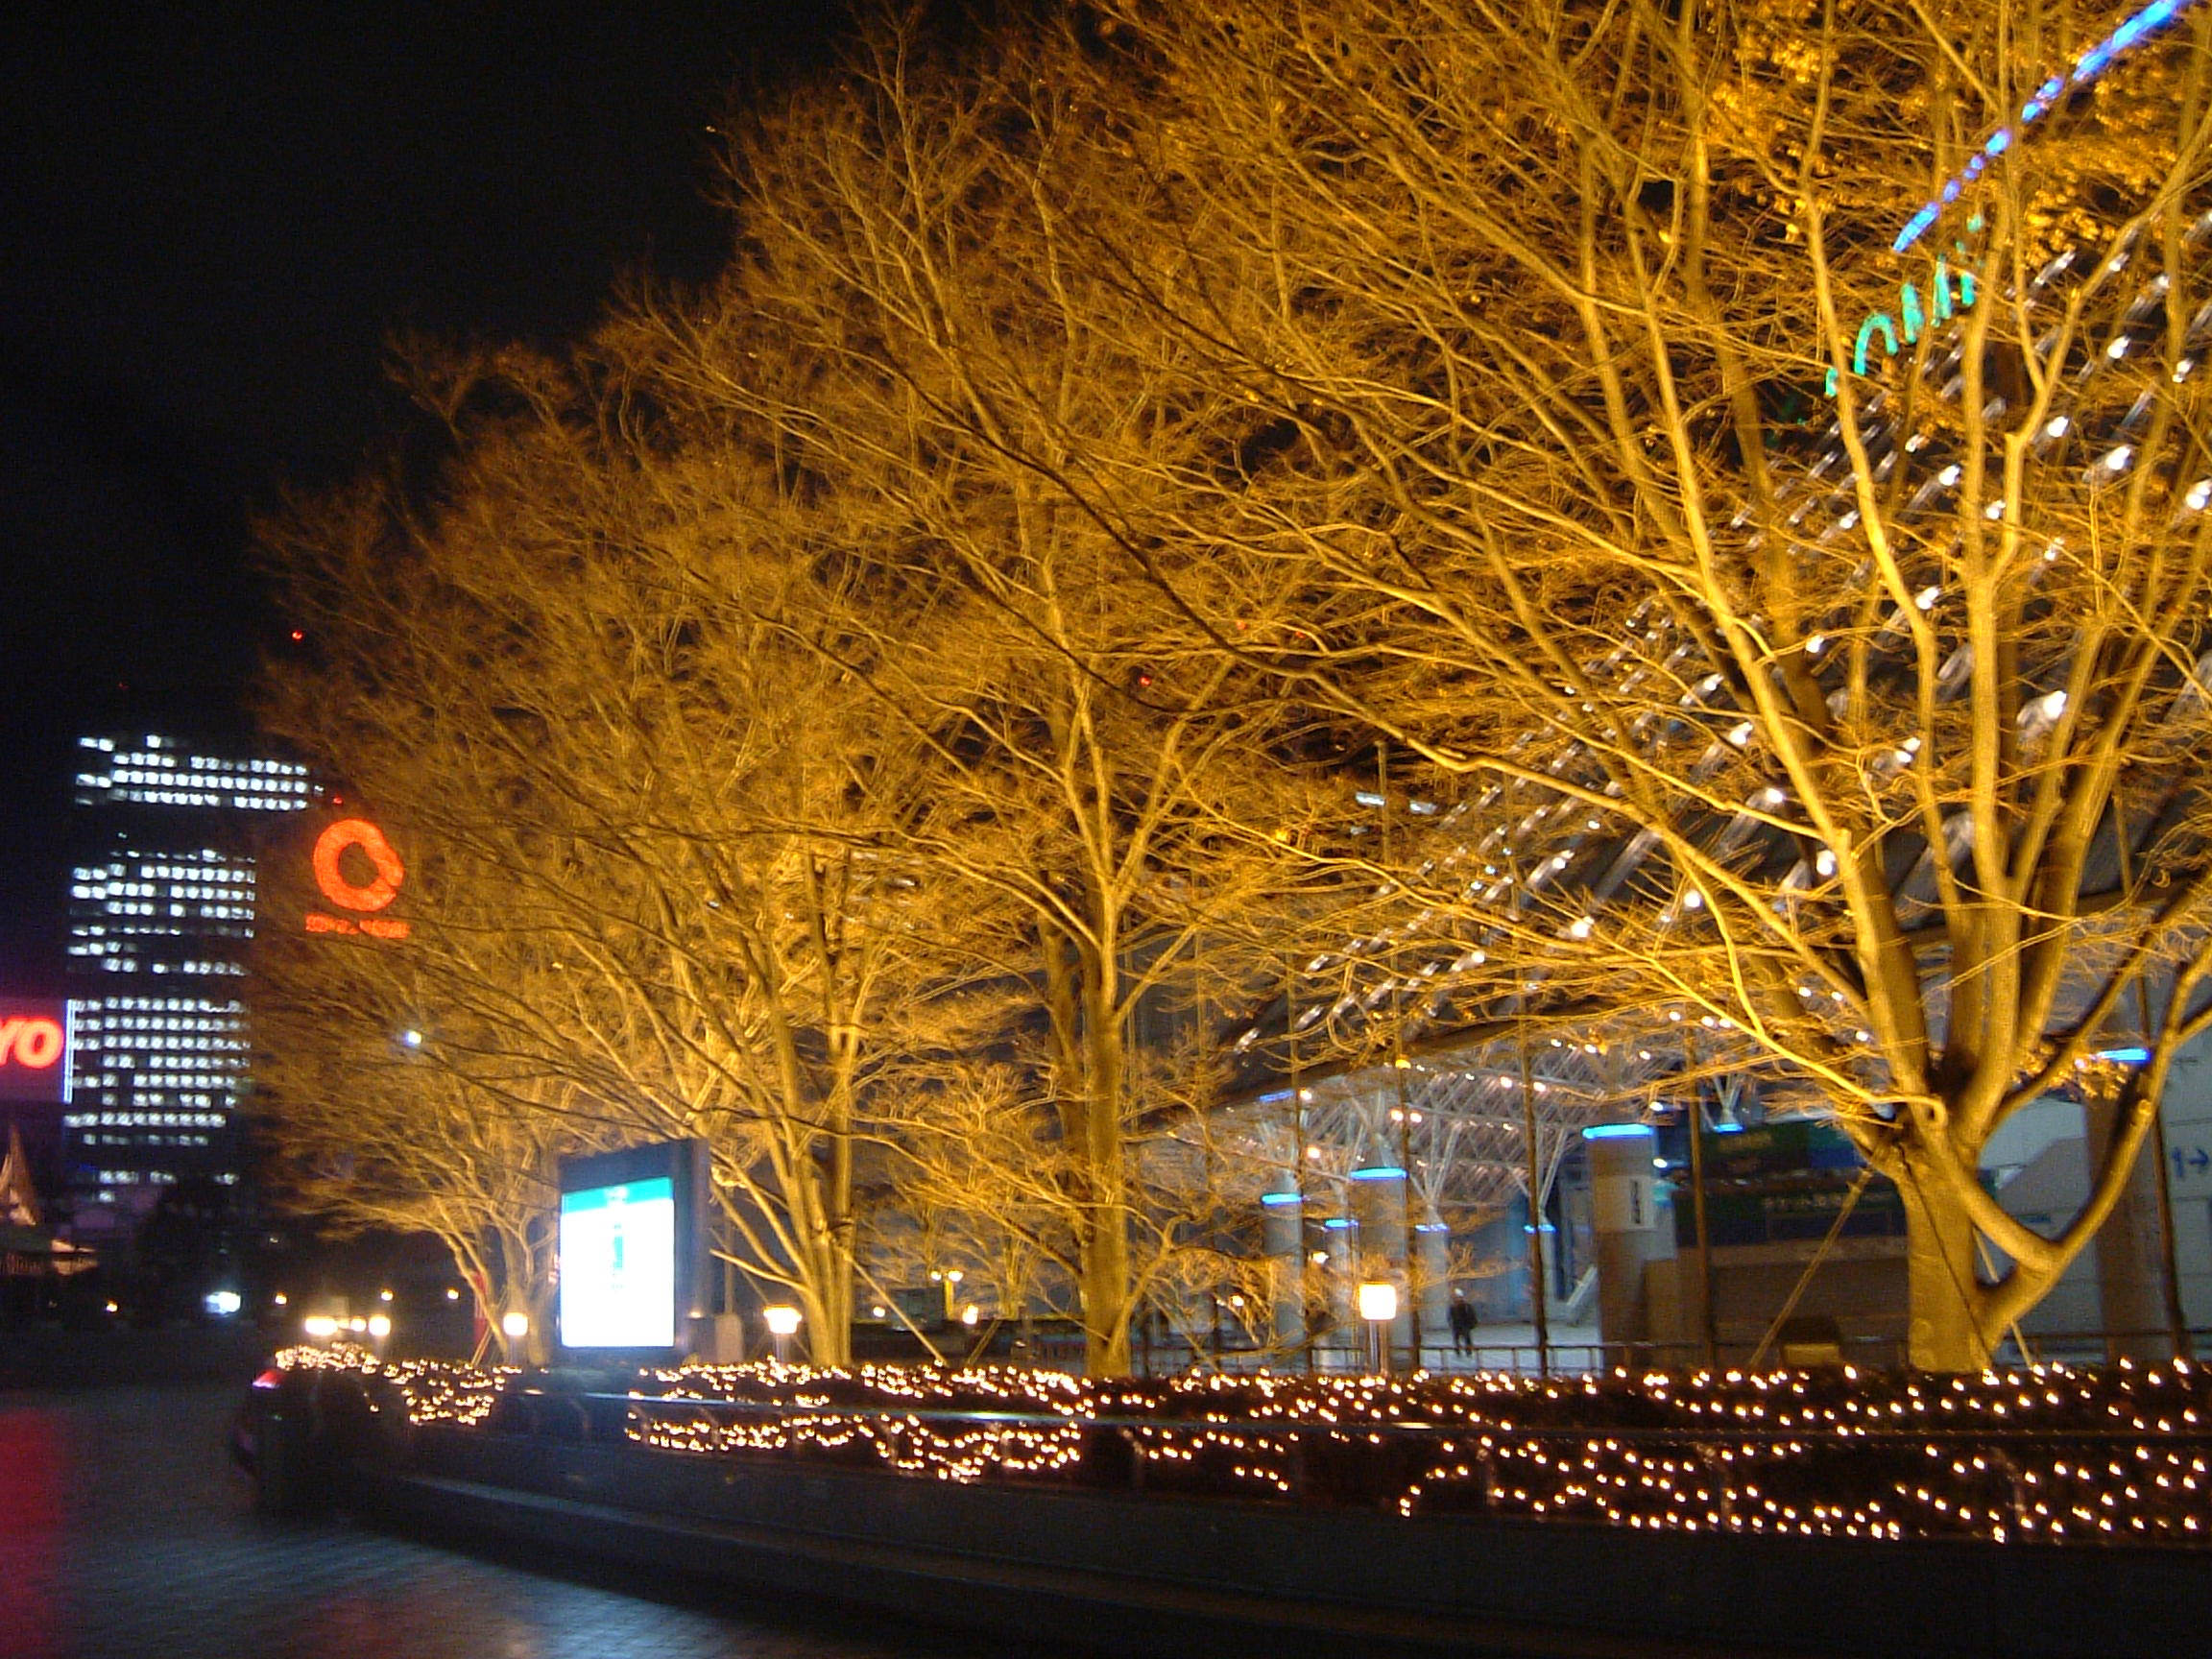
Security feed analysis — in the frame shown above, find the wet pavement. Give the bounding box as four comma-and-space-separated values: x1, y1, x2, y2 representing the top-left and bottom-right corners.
0, 1385, 1015, 1659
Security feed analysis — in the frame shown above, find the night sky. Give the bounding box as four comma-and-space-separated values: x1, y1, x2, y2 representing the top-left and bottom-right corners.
0, 0, 851, 980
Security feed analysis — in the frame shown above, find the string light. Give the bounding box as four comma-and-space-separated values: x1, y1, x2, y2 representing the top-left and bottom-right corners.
1891, 0, 2200, 255
277, 1347, 2210, 1545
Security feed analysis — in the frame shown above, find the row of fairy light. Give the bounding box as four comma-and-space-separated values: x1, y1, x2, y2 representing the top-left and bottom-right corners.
276, 1342, 516, 1429
285, 1345, 2209, 1545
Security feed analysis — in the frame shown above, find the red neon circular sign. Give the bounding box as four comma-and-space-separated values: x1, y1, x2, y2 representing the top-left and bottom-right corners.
312, 818, 406, 913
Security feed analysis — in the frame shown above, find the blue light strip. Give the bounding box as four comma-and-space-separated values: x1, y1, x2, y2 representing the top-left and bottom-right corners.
2095, 1046, 2153, 1064
1260, 1191, 1304, 1206
1348, 1165, 1407, 1181
1894, 0, 2200, 254
1582, 1122, 1655, 1141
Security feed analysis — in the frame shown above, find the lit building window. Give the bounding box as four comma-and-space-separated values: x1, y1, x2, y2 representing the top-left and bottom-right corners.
65, 731, 310, 1208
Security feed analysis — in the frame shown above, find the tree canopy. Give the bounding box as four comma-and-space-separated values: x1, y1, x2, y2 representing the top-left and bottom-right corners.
253, 0, 2212, 1370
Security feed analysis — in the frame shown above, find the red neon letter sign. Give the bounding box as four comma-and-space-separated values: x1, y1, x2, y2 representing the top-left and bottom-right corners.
305, 818, 412, 941
313, 819, 405, 912
0, 1016, 64, 1070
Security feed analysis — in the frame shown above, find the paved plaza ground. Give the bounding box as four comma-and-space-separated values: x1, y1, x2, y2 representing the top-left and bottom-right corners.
0, 1325, 1618, 1659
0, 1382, 1030, 1659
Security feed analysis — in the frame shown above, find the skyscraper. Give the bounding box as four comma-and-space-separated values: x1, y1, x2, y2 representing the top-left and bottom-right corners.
60, 733, 316, 1232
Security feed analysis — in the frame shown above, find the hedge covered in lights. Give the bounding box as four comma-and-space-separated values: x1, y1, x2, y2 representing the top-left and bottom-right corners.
279, 1346, 2210, 1548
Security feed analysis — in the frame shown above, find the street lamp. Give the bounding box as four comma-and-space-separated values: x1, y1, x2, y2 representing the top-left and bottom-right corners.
1357, 1281, 1398, 1375
763, 1304, 803, 1363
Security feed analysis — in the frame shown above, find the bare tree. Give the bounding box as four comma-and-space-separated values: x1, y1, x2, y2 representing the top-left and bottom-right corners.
1069, 0, 2212, 1366
257, 342, 994, 1366
252, 865, 610, 1364
632, 15, 1331, 1373
249, 0, 2212, 1377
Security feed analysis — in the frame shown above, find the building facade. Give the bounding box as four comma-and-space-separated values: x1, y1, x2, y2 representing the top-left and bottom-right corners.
60, 733, 315, 1232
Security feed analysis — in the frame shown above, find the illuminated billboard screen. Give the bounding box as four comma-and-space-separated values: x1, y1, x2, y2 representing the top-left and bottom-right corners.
0, 1000, 70, 1105
555, 1139, 707, 1359
558, 1177, 677, 1349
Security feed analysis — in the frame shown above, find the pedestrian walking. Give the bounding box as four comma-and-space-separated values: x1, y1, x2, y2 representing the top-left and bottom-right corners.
1448, 1288, 1478, 1358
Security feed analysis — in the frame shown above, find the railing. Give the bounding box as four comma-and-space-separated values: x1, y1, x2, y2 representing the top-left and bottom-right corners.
1023, 1328, 2212, 1379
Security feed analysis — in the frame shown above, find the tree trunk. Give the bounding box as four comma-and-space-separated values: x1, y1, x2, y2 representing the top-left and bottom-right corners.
1081, 943, 1134, 1377
493, 1229, 551, 1366
525, 1282, 554, 1368
2085, 1094, 2172, 1362
1903, 1175, 1989, 1371
805, 1230, 854, 1367
1042, 919, 1135, 1376
1070, 1052, 1134, 1375
1081, 1197, 1133, 1376
817, 1070, 856, 1368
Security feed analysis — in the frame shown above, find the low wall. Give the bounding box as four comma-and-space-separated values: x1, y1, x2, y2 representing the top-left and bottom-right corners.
325, 1412, 2212, 1659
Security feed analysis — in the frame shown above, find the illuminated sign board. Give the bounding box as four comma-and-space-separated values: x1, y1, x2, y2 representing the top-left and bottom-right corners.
304, 817, 411, 940
559, 1178, 677, 1348
556, 1139, 709, 1359
0, 1000, 69, 1105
